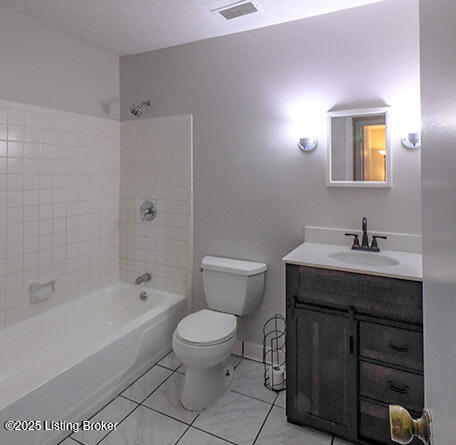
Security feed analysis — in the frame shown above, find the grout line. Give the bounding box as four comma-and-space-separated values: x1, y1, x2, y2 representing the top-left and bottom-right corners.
124, 366, 176, 404
85, 393, 134, 423
238, 355, 263, 365
59, 432, 81, 444
190, 425, 239, 445
229, 389, 274, 406
252, 401, 275, 445
272, 392, 279, 405
95, 404, 143, 445
190, 413, 200, 425
156, 362, 183, 373
174, 412, 200, 445
139, 402, 197, 426
118, 393, 140, 404
174, 423, 192, 445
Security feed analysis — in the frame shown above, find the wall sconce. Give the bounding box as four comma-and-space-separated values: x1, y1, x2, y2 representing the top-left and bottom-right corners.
402, 132, 421, 149
298, 137, 318, 152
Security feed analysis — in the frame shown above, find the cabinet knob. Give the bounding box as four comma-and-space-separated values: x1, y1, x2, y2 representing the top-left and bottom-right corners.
389, 405, 431, 444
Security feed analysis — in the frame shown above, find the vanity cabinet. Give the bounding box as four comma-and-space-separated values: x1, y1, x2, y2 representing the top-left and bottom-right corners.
286, 265, 424, 445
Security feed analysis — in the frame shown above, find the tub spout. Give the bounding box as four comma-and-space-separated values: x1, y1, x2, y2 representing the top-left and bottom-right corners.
135, 273, 151, 285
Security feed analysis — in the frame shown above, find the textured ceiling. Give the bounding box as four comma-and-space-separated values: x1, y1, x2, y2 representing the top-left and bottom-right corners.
0, 0, 383, 56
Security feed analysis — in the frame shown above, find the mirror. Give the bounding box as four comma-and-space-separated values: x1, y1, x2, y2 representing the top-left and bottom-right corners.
327, 107, 391, 187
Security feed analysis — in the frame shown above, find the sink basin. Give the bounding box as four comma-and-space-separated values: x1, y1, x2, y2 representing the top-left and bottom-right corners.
328, 251, 400, 267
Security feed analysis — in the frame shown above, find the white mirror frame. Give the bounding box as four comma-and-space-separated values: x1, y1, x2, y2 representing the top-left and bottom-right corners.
326, 106, 392, 188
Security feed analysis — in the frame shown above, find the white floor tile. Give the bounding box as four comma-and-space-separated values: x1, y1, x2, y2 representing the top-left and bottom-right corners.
193, 391, 270, 445
158, 351, 182, 371
255, 406, 332, 445
177, 427, 233, 445
231, 359, 276, 403
99, 406, 188, 445
143, 372, 199, 424
121, 365, 172, 403
72, 397, 137, 445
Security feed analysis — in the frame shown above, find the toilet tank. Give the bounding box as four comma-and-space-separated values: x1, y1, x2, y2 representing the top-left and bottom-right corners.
201, 256, 267, 316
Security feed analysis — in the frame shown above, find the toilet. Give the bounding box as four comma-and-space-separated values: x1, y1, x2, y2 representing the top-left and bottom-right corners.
172, 256, 267, 411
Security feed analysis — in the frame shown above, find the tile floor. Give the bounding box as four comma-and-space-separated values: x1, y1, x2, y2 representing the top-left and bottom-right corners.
60, 352, 347, 445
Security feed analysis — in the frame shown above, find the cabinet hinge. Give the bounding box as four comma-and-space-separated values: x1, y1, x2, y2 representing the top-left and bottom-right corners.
287, 295, 296, 318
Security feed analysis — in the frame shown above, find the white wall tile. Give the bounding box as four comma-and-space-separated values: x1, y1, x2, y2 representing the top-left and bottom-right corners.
119, 116, 192, 308
0, 98, 120, 326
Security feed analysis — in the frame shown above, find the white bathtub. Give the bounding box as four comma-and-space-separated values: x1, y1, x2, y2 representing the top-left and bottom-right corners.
0, 282, 186, 445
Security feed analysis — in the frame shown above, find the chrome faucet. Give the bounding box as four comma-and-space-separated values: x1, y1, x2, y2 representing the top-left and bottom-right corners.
345, 217, 387, 252
135, 273, 151, 285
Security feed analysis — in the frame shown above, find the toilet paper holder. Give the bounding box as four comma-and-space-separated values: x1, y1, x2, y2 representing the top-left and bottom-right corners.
263, 314, 286, 392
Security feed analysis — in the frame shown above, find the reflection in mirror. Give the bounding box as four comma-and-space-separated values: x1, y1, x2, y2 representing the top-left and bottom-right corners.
329, 109, 390, 185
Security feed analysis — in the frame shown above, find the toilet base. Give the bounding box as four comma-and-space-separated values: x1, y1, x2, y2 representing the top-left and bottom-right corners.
182, 360, 234, 411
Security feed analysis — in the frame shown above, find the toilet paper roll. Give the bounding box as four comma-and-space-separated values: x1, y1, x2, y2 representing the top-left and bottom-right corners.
266, 364, 285, 390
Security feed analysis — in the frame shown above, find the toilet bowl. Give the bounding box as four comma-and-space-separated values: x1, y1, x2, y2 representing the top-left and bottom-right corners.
173, 256, 267, 410
172, 309, 237, 410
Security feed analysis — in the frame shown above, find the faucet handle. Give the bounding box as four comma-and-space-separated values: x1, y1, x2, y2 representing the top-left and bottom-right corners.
345, 233, 360, 248
371, 235, 387, 251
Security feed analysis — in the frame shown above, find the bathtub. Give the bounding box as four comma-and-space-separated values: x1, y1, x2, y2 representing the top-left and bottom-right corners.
0, 282, 186, 445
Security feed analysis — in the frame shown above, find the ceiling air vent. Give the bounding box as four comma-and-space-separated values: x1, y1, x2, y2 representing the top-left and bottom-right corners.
215, 1, 259, 20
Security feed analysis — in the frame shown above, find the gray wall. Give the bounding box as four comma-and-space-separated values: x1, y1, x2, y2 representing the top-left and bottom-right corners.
0, 6, 119, 119
120, 0, 421, 344
420, 1, 456, 442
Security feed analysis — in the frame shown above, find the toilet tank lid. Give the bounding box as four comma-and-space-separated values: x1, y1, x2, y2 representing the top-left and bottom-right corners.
201, 256, 267, 276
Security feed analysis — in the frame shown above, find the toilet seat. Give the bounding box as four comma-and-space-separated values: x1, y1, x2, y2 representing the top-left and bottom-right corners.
175, 309, 237, 346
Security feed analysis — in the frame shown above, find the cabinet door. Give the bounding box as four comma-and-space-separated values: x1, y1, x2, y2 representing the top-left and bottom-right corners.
287, 304, 357, 440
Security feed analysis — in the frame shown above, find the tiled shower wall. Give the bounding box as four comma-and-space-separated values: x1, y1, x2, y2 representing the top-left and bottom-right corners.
0, 99, 120, 327
119, 115, 192, 306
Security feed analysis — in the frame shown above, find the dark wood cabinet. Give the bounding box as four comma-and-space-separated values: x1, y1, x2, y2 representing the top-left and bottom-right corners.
286, 265, 424, 445
287, 304, 357, 440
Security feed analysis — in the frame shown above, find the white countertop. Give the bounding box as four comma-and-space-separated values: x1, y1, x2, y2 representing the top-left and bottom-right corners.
282, 242, 423, 281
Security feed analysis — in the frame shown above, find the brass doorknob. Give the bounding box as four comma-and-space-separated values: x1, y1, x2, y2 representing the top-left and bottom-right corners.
389, 405, 431, 444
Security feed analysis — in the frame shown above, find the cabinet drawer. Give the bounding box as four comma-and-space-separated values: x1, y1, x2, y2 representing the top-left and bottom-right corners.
296, 266, 423, 325
360, 322, 423, 371
360, 362, 424, 412
359, 399, 422, 445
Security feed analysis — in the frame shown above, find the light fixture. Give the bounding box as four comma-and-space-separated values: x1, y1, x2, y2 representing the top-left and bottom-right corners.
298, 137, 318, 152
402, 132, 421, 149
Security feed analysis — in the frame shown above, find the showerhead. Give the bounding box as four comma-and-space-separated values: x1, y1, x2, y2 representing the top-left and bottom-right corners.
130, 100, 152, 118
